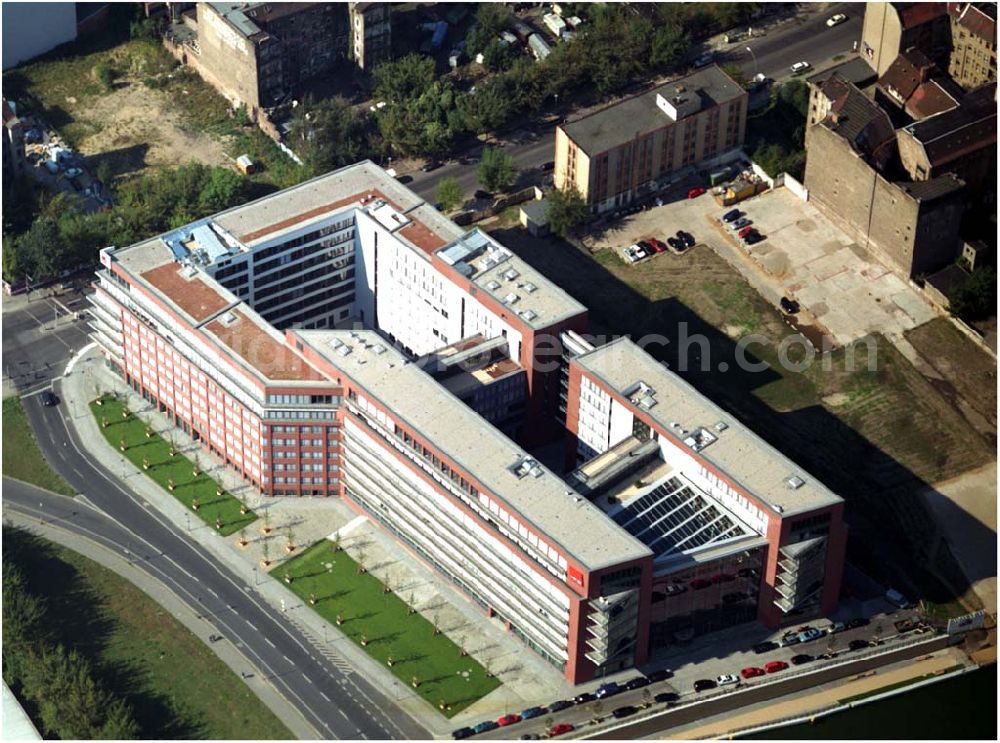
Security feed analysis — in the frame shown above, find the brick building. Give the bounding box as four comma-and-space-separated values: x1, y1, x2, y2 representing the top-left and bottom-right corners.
88, 161, 847, 683
161, 2, 391, 118
860, 2, 952, 76
947, 2, 997, 89
554, 65, 747, 214
804, 76, 970, 277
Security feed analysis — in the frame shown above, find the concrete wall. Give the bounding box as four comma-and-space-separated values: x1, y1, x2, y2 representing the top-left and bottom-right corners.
860, 1, 901, 77
1, 1, 77, 70
806, 124, 963, 277
196, 3, 261, 111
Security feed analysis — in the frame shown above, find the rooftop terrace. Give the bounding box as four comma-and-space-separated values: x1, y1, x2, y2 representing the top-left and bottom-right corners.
573, 338, 844, 517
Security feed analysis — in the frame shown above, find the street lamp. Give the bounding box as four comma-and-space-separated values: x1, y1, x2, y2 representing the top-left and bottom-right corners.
746, 46, 758, 77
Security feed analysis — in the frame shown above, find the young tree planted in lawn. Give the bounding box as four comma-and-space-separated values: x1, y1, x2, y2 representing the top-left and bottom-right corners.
477, 147, 516, 193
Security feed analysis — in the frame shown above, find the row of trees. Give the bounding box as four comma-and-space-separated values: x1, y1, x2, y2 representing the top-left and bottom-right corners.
3, 532, 139, 738
2, 163, 250, 285
289, 3, 763, 165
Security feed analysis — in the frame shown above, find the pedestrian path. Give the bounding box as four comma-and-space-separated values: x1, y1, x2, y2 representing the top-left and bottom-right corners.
60, 345, 572, 735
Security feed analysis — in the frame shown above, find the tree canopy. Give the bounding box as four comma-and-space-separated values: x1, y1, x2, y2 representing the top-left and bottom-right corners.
477, 147, 516, 193
287, 96, 370, 176
546, 187, 590, 238
435, 177, 464, 212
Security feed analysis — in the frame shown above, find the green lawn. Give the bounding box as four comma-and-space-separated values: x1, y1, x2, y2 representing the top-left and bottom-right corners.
277, 541, 500, 716
89, 394, 256, 536
2, 396, 75, 495
5, 526, 292, 739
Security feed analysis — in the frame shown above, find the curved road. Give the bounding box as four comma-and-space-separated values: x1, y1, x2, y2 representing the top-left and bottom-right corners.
11, 387, 430, 740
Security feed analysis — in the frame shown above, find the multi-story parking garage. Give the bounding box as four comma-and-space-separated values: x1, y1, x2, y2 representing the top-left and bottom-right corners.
88, 160, 845, 683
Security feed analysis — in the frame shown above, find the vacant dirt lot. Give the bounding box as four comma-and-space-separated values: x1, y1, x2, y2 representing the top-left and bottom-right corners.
4, 37, 232, 179
78, 82, 231, 175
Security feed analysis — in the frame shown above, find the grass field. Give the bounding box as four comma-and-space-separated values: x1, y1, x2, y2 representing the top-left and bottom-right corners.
89, 394, 256, 536
2, 396, 75, 495
277, 541, 500, 716
5, 526, 292, 739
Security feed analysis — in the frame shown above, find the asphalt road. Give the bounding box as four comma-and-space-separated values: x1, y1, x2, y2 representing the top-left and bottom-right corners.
403, 3, 863, 204
9, 389, 430, 740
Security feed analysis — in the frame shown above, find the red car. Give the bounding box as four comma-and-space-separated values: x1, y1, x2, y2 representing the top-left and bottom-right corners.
690, 578, 711, 590
741, 666, 766, 679
738, 225, 754, 238
549, 723, 575, 736
687, 187, 706, 199
764, 660, 788, 674
497, 714, 522, 727
646, 238, 668, 253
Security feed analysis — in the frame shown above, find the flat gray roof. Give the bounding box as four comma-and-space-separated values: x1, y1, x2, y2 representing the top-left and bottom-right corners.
561, 64, 745, 156
436, 229, 587, 330
297, 329, 653, 571
574, 338, 844, 517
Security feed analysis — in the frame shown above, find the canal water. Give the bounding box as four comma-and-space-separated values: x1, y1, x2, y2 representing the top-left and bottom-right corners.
744, 665, 996, 740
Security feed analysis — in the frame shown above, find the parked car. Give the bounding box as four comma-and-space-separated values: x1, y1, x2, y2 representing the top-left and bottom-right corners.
612, 705, 638, 719
521, 706, 546, 720
738, 225, 755, 239
654, 692, 680, 704
497, 713, 522, 727
421, 160, 443, 172
573, 692, 596, 705
717, 674, 740, 686
541, 160, 555, 171
744, 231, 765, 245
519, 735, 540, 740
780, 296, 800, 314
780, 632, 801, 647
798, 628, 823, 644
848, 639, 871, 651
693, 679, 717, 692
667, 237, 684, 251
826, 620, 847, 634
826, 13, 847, 27
753, 641, 779, 655
690, 578, 711, 590
846, 617, 870, 630
548, 700, 573, 712
885, 588, 914, 609
741, 666, 766, 679
765, 660, 789, 673
722, 208, 741, 223
473, 721, 499, 734
474, 189, 492, 200
41, 391, 59, 407
790, 61, 811, 73
636, 240, 655, 254
549, 723, 574, 737
677, 230, 695, 247
396, 174, 413, 184
646, 669, 672, 683
624, 676, 650, 691
452, 726, 475, 739
687, 186, 706, 199
595, 682, 621, 699
728, 217, 751, 231
647, 238, 668, 253
790, 654, 814, 665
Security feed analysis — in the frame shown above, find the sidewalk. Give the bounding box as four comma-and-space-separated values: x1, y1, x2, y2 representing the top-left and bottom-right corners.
61, 346, 573, 735
3, 508, 319, 740
669, 648, 971, 739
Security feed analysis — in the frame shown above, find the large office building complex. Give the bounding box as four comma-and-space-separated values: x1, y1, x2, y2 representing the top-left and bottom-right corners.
553, 65, 747, 214
89, 161, 845, 683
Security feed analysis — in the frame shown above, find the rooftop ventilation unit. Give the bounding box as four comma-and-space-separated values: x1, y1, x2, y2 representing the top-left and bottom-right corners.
523, 282, 538, 293
372, 344, 387, 355
520, 309, 538, 322
180, 265, 199, 280
785, 475, 805, 490
503, 268, 520, 281
337, 345, 352, 357
486, 280, 501, 291
328, 337, 344, 349
219, 311, 238, 327
714, 421, 729, 432
504, 292, 520, 305
683, 427, 718, 452
510, 456, 541, 479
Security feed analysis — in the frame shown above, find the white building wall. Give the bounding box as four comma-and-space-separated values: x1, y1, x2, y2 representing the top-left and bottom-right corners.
608, 399, 634, 448
2, 2, 77, 70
